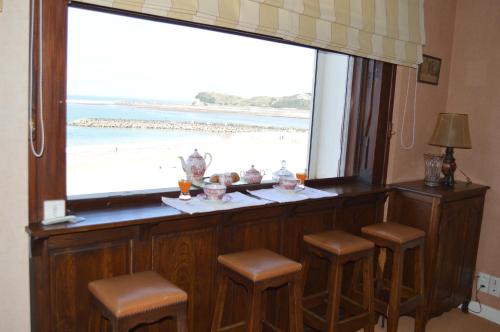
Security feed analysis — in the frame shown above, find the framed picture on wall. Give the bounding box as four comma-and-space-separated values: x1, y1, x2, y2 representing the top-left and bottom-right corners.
418, 54, 442, 85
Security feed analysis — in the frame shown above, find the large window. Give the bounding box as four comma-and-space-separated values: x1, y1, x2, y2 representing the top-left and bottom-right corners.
66, 7, 350, 197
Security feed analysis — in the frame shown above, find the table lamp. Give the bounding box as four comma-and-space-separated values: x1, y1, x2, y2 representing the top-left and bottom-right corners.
429, 113, 472, 187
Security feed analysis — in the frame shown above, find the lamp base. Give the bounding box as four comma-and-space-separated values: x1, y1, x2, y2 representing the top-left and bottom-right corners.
441, 147, 456, 187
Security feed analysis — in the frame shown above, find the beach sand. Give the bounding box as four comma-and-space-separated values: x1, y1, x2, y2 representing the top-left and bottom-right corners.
67, 130, 309, 196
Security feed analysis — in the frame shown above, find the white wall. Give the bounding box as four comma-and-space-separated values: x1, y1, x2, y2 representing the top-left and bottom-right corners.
0, 0, 31, 331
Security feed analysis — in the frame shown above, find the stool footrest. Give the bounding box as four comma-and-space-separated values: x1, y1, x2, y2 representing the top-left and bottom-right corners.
218, 321, 245, 332
262, 319, 284, 332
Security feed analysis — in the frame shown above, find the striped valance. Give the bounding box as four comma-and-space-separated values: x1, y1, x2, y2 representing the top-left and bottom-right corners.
76, 0, 426, 68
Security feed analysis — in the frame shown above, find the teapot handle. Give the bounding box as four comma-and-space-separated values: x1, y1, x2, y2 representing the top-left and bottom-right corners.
260, 169, 266, 176
204, 152, 213, 169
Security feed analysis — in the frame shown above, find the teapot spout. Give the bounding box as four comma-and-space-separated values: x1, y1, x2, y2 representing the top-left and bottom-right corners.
179, 156, 187, 172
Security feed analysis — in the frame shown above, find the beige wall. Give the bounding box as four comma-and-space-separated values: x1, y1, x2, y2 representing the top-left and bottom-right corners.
0, 0, 31, 331
445, 0, 500, 309
388, 0, 500, 310
387, 0, 458, 183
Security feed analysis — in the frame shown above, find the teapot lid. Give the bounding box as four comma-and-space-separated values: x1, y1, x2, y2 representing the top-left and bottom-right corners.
245, 165, 261, 175
189, 149, 203, 159
272, 160, 294, 178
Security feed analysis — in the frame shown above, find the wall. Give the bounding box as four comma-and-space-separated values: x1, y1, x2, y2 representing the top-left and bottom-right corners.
387, 0, 458, 182
388, 0, 500, 311
446, 0, 500, 310
0, 0, 31, 331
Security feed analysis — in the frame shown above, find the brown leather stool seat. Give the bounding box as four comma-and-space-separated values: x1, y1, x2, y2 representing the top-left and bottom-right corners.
88, 271, 188, 332
304, 230, 374, 256
301, 230, 375, 332
218, 248, 302, 282
361, 222, 425, 244
211, 248, 303, 332
361, 223, 426, 332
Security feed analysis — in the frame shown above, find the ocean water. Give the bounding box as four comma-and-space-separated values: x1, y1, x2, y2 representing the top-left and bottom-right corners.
67, 103, 310, 147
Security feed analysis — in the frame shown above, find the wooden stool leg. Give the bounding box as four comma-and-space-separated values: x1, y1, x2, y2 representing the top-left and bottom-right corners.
387, 249, 404, 332
177, 302, 189, 332
414, 244, 426, 332
325, 259, 343, 332
211, 274, 229, 332
349, 260, 363, 297
363, 255, 375, 332
110, 318, 121, 332
288, 273, 304, 332
301, 251, 312, 292
247, 284, 263, 332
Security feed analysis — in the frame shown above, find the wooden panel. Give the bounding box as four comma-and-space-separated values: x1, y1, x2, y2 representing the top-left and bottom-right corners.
151, 227, 217, 332
454, 196, 485, 306
29, 0, 67, 223
219, 215, 282, 328
336, 195, 385, 235
431, 196, 485, 315
388, 182, 488, 319
283, 200, 335, 261
28, 185, 390, 331
387, 191, 433, 234
49, 241, 131, 332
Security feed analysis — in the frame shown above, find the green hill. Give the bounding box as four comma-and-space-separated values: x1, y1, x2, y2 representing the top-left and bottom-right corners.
193, 92, 311, 110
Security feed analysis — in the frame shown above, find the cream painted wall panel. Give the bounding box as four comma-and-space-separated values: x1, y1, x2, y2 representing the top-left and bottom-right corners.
0, 0, 31, 331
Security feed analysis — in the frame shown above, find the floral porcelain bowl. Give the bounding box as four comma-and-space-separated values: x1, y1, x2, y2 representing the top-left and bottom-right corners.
278, 177, 299, 190
203, 183, 226, 200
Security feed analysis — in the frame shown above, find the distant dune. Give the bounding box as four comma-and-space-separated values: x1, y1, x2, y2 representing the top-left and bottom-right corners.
67, 94, 312, 119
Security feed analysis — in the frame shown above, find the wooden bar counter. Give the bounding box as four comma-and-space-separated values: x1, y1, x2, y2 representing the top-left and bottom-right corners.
27, 180, 389, 332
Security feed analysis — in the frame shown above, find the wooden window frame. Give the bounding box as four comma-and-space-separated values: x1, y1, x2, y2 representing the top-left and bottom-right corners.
28, 0, 395, 223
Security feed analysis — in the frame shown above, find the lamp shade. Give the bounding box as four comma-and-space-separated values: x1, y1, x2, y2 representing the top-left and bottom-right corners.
429, 113, 472, 148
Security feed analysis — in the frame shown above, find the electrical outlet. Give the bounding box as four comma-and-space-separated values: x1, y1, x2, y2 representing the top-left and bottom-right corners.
488, 276, 500, 297
477, 272, 490, 293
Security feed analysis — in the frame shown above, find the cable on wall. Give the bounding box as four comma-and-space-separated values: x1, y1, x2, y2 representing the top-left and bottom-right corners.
400, 68, 418, 150
29, 0, 45, 158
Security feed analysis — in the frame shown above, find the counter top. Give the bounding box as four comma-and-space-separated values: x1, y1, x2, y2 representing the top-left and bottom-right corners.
390, 180, 489, 200
26, 180, 390, 238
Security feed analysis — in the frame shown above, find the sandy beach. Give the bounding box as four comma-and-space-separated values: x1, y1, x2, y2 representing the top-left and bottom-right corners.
67, 129, 309, 196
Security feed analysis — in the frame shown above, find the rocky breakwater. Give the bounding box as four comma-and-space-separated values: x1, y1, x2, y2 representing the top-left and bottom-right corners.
69, 118, 306, 134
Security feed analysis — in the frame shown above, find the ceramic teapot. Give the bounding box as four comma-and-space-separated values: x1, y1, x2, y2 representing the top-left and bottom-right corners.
179, 149, 212, 184
241, 165, 265, 184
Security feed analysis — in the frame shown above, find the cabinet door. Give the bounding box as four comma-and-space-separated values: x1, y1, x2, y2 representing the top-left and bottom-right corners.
47, 228, 134, 332
453, 196, 485, 306
151, 226, 217, 332
432, 196, 484, 315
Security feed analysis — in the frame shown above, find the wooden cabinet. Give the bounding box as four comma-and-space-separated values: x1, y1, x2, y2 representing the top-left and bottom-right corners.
388, 181, 489, 319
27, 182, 388, 332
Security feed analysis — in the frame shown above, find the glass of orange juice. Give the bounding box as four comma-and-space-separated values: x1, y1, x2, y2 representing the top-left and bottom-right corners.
295, 170, 307, 186
178, 179, 192, 200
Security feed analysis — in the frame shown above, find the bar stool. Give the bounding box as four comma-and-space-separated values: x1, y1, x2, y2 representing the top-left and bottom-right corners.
301, 230, 375, 332
211, 248, 303, 332
88, 271, 188, 332
361, 222, 426, 332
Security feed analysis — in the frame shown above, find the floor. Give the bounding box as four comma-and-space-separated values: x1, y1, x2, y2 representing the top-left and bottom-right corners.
361, 309, 500, 332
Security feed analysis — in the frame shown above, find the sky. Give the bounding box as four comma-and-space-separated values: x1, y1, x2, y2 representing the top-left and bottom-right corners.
67, 7, 317, 103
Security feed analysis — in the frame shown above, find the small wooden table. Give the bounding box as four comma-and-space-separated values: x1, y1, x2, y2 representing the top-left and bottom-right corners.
388, 180, 489, 319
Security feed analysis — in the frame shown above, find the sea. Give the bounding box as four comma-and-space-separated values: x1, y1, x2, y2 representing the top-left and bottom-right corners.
67, 98, 311, 147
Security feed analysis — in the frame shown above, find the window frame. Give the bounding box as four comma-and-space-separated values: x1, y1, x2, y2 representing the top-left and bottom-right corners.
28, 0, 395, 222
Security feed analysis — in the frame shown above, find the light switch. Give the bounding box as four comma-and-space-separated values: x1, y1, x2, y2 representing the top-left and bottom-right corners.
43, 200, 66, 220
